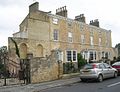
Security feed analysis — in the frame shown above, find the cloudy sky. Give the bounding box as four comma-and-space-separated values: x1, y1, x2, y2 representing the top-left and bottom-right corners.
0, 0, 120, 47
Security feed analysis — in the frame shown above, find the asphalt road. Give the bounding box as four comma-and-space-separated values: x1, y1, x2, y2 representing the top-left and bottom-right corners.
41, 76, 120, 92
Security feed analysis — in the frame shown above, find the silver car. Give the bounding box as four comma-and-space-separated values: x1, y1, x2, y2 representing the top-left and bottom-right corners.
80, 63, 118, 82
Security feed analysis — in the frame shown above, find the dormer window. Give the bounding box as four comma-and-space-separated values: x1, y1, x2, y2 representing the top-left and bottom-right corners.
53, 18, 58, 24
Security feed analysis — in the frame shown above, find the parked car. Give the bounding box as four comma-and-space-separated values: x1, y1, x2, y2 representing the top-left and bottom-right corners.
80, 63, 118, 82
112, 61, 120, 75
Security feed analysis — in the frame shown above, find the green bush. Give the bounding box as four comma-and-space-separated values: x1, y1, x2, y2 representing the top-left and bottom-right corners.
63, 61, 76, 74
77, 53, 87, 69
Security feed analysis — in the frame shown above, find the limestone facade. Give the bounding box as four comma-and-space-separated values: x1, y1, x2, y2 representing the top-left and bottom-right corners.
9, 2, 116, 65
30, 50, 62, 83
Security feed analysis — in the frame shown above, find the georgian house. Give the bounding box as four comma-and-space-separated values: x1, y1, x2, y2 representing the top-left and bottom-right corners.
8, 2, 116, 69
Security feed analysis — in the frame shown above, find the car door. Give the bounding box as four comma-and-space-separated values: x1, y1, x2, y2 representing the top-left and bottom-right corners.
103, 63, 114, 77
99, 63, 108, 78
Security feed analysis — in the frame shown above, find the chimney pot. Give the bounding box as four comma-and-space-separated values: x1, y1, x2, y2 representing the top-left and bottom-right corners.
56, 6, 68, 17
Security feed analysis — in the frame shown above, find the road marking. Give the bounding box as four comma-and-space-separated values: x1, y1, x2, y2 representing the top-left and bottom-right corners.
107, 82, 120, 87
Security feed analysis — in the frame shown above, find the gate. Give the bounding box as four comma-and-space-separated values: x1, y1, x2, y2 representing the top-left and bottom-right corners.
0, 58, 30, 86
19, 59, 31, 84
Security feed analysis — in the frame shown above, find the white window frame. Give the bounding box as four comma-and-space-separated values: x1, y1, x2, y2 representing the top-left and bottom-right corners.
56, 51, 63, 61
106, 32, 110, 47
67, 22, 72, 27
81, 34, 85, 44
80, 24, 84, 31
53, 29, 59, 41
99, 30, 102, 36
66, 50, 72, 61
90, 36, 94, 45
73, 51, 77, 61
66, 50, 77, 62
53, 18, 58, 24
68, 32, 73, 43
99, 37, 102, 46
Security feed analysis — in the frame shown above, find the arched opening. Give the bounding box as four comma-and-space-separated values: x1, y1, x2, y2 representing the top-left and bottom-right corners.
19, 43, 27, 59
36, 44, 43, 57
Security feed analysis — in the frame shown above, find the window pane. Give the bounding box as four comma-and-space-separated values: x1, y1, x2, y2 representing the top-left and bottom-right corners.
53, 18, 58, 24
90, 36, 93, 45
73, 51, 76, 61
68, 32, 72, 37
67, 51, 72, 61
99, 64, 105, 69
53, 29, 58, 41
68, 32, 73, 42
81, 35, 85, 44
90, 52, 93, 60
99, 38, 101, 46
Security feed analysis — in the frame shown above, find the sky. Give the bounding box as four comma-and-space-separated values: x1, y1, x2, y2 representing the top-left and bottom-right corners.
0, 0, 120, 47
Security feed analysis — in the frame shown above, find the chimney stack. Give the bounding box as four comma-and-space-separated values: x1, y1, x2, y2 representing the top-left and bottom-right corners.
29, 2, 39, 12
75, 14, 86, 23
89, 19, 99, 27
56, 6, 67, 17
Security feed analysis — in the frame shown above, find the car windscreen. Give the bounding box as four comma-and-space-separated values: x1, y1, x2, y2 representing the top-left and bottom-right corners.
112, 62, 120, 66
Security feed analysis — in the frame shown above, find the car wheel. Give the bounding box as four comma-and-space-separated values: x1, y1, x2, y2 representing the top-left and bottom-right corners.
114, 72, 118, 78
97, 74, 103, 82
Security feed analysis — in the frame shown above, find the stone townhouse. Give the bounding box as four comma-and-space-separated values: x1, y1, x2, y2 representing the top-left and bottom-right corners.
8, 2, 116, 70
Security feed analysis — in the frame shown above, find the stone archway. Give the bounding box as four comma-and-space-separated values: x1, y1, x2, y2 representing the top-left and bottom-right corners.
36, 44, 43, 57
19, 43, 27, 59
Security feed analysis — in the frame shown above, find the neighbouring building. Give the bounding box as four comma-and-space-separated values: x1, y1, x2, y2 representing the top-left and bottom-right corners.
115, 43, 120, 58
8, 2, 117, 73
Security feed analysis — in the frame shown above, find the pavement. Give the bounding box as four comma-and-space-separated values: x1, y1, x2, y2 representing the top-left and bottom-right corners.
0, 73, 80, 92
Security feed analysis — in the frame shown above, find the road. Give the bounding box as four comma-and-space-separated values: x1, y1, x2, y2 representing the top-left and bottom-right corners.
41, 76, 120, 92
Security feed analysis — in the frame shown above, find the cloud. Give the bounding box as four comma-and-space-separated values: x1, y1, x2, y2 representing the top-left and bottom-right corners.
0, 0, 27, 6
0, 0, 30, 47
0, 0, 120, 47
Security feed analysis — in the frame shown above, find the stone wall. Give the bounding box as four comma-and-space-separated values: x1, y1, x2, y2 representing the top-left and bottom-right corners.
30, 50, 63, 83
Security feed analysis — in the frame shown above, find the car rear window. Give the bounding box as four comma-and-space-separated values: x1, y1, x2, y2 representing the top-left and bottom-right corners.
83, 64, 97, 69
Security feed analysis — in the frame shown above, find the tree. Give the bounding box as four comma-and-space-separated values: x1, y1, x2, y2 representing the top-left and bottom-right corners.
77, 53, 86, 69
115, 43, 120, 57
0, 60, 4, 76
0, 46, 7, 78
0, 47, 5, 71
10, 38, 20, 58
